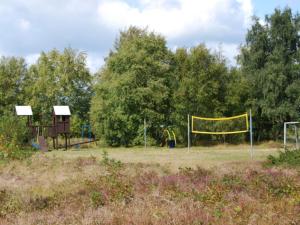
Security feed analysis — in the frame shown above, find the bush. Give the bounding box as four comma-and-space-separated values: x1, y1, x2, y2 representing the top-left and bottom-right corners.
6, 148, 35, 160
0, 115, 30, 145
0, 114, 33, 160
266, 149, 300, 167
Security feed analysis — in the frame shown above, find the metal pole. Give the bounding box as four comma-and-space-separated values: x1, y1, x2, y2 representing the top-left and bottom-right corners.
188, 114, 190, 152
144, 118, 147, 150
284, 122, 287, 150
295, 125, 298, 149
249, 109, 253, 159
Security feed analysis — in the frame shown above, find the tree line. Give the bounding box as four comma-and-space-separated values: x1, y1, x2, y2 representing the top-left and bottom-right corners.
1, 8, 299, 147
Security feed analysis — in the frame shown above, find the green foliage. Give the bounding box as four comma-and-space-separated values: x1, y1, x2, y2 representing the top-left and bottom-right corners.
71, 114, 85, 137
239, 8, 300, 140
171, 46, 234, 144
1, 8, 300, 146
91, 27, 174, 146
0, 115, 30, 147
91, 27, 245, 146
0, 151, 4, 160
266, 149, 300, 167
24, 48, 92, 126
90, 191, 105, 207
101, 150, 123, 170
0, 115, 34, 160
6, 148, 35, 160
0, 57, 27, 115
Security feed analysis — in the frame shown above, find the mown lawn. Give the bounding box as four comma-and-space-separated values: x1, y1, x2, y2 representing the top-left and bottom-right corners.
48, 145, 279, 170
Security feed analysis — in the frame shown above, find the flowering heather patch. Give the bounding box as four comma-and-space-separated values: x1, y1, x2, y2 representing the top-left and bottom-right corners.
0, 154, 299, 225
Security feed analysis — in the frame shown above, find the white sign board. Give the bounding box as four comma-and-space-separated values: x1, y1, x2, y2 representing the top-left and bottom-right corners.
15, 106, 33, 116
53, 106, 71, 115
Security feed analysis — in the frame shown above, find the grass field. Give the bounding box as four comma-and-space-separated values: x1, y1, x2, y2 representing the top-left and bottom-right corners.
0, 145, 299, 225
48, 145, 279, 171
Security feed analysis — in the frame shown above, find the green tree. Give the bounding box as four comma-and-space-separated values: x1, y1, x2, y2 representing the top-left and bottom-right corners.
90, 27, 173, 146
239, 8, 300, 140
0, 57, 27, 115
171, 45, 230, 144
24, 48, 92, 133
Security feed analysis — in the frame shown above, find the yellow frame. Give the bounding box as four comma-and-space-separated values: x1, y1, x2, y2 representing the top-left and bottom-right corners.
192, 113, 249, 135
163, 129, 177, 145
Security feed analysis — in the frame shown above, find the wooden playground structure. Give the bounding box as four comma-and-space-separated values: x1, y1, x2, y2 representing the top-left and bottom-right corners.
15, 105, 97, 151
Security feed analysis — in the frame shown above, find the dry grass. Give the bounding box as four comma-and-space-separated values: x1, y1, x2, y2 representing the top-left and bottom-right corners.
0, 146, 299, 225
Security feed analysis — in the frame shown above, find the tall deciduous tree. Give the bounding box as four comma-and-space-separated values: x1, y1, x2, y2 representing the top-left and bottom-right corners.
90, 27, 173, 146
239, 8, 300, 140
0, 57, 27, 115
24, 48, 92, 128
171, 45, 231, 144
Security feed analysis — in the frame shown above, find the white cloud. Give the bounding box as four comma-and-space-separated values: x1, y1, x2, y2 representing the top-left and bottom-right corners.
86, 53, 105, 73
19, 18, 31, 31
221, 43, 239, 65
97, 0, 253, 64
0, 0, 254, 69
207, 42, 239, 65
25, 53, 39, 65
237, 0, 253, 26
97, 0, 253, 40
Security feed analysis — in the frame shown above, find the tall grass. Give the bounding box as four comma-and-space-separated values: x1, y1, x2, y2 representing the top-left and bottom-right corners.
0, 152, 299, 224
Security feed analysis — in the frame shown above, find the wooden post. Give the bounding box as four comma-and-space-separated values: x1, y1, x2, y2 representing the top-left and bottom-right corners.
65, 134, 67, 150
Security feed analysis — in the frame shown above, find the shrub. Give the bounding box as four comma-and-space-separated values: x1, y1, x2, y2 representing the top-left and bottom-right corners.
266, 149, 300, 167
0, 114, 34, 160
101, 150, 123, 170
0, 115, 30, 147
6, 148, 35, 160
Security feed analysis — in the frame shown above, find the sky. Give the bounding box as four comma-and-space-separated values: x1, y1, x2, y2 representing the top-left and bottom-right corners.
0, 0, 299, 73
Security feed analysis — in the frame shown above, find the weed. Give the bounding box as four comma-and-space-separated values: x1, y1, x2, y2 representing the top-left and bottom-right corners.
101, 150, 123, 170
214, 207, 223, 218
75, 156, 97, 168
0, 189, 23, 217
102, 175, 134, 203
6, 148, 35, 160
267, 177, 296, 198
221, 174, 244, 191
29, 195, 53, 210
0, 151, 4, 160
90, 191, 105, 207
